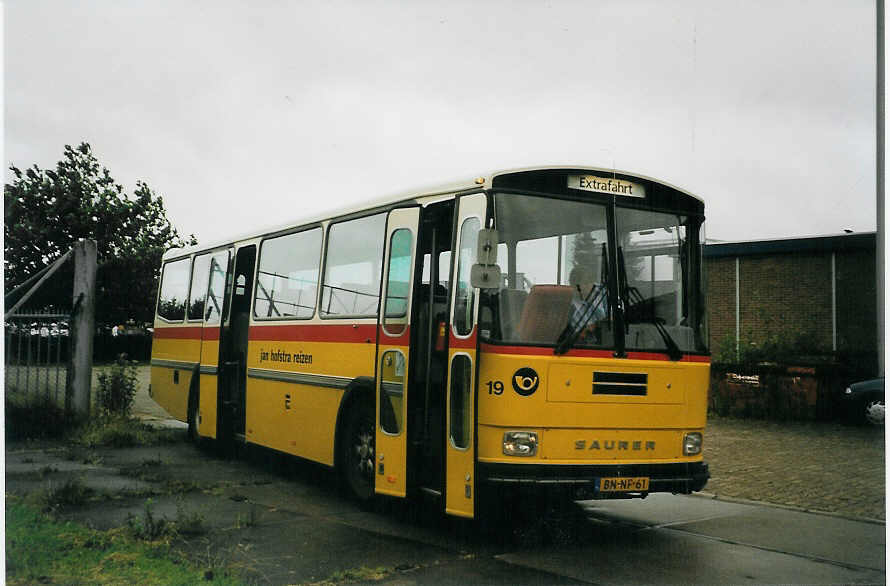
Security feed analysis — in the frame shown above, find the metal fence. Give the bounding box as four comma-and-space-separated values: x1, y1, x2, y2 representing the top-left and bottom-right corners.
5, 311, 71, 406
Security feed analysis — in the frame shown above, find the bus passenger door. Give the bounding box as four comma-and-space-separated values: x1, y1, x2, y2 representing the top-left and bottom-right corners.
375, 207, 420, 498
219, 244, 256, 445
197, 249, 230, 439
445, 193, 486, 518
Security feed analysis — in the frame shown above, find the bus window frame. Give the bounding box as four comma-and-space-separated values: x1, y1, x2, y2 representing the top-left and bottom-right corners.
156, 255, 193, 324
318, 212, 388, 320
253, 224, 325, 322
447, 351, 474, 451
450, 213, 484, 340
483, 188, 707, 356
186, 252, 212, 323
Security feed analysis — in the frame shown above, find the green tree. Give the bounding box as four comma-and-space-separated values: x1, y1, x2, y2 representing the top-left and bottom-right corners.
4, 142, 195, 324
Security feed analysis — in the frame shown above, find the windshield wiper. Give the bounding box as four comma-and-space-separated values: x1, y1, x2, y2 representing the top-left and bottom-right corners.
618, 246, 682, 361
555, 243, 610, 356
554, 284, 608, 355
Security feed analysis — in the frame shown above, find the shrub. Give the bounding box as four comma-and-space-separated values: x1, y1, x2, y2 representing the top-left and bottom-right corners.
95, 354, 139, 417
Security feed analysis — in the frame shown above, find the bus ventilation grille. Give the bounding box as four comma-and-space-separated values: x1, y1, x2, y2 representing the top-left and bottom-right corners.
592, 372, 648, 396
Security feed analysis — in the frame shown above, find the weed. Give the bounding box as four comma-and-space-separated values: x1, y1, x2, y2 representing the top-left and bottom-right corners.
320, 566, 393, 584
21, 456, 36, 464
175, 501, 208, 536
40, 476, 94, 512
38, 465, 58, 479
164, 478, 202, 494
125, 499, 176, 542
95, 354, 139, 417
234, 506, 258, 529
119, 456, 168, 483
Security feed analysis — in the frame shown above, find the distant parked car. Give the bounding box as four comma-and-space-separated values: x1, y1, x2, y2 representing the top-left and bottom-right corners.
843, 378, 885, 426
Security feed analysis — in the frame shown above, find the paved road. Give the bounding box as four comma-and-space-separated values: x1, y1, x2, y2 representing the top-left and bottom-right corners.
7, 436, 885, 585
79, 368, 882, 583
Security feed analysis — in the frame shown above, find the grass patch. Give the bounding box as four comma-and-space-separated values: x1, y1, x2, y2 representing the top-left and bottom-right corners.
7, 394, 181, 448
74, 415, 182, 448
6, 499, 241, 585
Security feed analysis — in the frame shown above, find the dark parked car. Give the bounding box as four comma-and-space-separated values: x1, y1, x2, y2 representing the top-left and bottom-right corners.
843, 378, 885, 426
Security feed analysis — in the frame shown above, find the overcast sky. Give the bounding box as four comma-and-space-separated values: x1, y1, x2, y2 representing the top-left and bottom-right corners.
5, 0, 878, 246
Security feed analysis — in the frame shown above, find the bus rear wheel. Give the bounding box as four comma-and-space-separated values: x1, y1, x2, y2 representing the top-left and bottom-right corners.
340, 401, 375, 503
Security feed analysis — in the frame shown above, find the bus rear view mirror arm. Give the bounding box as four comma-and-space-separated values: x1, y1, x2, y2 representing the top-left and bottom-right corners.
470, 264, 502, 289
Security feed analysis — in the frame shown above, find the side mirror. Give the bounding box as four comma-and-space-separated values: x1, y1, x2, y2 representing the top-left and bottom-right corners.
471, 228, 501, 289
476, 229, 499, 265
470, 264, 502, 289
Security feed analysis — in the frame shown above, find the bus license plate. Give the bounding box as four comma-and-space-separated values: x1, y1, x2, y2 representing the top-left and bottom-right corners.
599, 477, 649, 492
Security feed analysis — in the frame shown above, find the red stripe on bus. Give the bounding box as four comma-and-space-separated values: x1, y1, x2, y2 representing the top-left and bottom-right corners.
153, 326, 204, 340
249, 323, 379, 343
378, 325, 411, 344
450, 333, 477, 349
201, 328, 220, 341
153, 326, 221, 341
479, 343, 710, 363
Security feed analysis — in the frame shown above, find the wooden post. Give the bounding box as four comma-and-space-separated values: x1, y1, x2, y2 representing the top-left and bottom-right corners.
67, 239, 96, 417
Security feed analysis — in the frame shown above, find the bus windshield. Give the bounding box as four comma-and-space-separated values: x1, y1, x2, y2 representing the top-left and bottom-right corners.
489, 192, 706, 355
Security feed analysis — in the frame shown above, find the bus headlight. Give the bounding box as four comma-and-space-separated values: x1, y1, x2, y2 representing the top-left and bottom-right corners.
503, 431, 538, 457
683, 432, 702, 456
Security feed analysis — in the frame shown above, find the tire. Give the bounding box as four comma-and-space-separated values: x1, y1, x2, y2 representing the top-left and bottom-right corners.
187, 388, 200, 443
864, 397, 885, 426
339, 399, 376, 503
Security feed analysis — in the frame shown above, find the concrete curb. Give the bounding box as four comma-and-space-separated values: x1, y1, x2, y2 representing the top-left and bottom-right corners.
692, 491, 886, 526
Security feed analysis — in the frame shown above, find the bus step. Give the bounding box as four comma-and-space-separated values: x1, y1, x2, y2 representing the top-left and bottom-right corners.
234, 433, 246, 443
419, 487, 442, 498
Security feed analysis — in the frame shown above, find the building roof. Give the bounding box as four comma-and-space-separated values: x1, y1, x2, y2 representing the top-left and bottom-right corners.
704, 232, 876, 258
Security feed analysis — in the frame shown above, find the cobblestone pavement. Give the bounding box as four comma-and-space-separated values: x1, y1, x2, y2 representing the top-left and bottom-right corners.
126, 366, 886, 521
704, 416, 885, 521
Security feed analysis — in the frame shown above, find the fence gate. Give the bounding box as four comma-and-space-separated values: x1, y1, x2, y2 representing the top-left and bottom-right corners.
4, 311, 71, 405
4, 240, 96, 415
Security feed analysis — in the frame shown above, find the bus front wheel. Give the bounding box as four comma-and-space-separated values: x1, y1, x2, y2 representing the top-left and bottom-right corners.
187, 388, 199, 443
339, 400, 375, 503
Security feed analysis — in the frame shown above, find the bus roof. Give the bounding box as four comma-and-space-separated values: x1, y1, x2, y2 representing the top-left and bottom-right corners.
163, 165, 702, 260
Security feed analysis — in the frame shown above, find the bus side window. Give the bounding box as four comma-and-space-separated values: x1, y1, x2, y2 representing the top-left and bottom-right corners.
453, 218, 480, 337
187, 253, 212, 322
157, 257, 191, 322
204, 251, 229, 324
320, 213, 387, 317
255, 228, 322, 320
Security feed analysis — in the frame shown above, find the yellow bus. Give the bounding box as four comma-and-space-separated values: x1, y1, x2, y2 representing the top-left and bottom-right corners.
150, 167, 709, 519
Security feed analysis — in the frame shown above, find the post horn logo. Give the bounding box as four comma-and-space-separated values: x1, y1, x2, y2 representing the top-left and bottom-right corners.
512, 367, 539, 396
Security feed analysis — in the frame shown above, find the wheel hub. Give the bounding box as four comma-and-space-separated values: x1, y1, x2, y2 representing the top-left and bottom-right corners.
865, 400, 885, 426
354, 431, 374, 476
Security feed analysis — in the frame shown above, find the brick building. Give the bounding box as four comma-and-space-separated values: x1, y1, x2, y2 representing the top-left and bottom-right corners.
704, 232, 877, 362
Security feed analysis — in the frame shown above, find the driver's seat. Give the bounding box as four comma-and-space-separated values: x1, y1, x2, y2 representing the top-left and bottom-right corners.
515, 285, 574, 344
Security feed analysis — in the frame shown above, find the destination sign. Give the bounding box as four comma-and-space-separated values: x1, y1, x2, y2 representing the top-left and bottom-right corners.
568, 174, 646, 198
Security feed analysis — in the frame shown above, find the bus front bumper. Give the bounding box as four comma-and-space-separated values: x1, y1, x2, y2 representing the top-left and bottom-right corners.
478, 461, 709, 500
